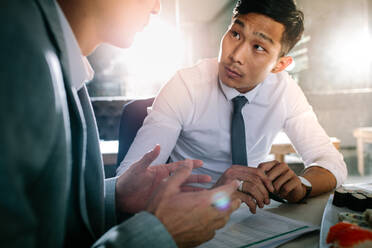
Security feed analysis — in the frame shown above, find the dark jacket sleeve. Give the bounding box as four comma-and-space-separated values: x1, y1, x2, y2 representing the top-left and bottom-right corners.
0, 4, 70, 246
92, 212, 177, 248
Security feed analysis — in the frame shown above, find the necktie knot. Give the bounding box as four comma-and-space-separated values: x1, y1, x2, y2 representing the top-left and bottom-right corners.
232, 96, 248, 113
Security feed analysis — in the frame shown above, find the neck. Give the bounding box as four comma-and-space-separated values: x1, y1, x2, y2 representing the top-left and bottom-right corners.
57, 0, 100, 56
236, 85, 257, 94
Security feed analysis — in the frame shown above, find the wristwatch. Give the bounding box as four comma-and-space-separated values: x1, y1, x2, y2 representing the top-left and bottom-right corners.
297, 176, 312, 203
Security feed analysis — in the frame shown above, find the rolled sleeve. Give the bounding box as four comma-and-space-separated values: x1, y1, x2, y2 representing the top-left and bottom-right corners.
283, 83, 348, 187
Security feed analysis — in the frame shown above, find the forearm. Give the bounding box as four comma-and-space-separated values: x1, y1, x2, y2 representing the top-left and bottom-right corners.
303, 166, 337, 197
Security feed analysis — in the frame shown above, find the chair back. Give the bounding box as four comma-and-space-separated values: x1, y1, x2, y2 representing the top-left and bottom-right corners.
116, 97, 155, 167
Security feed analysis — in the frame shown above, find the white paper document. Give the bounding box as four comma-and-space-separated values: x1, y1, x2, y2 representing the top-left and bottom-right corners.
198, 206, 319, 248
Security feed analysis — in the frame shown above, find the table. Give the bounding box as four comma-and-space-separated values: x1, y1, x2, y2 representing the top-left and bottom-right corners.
353, 127, 372, 176
100, 140, 119, 165
270, 132, 341, 163
264, 192, 331, 247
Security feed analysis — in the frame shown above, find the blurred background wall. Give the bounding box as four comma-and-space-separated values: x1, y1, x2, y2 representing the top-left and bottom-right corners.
88, 0, 372, 154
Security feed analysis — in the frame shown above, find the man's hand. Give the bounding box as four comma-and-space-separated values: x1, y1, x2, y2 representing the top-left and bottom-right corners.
115, 145, 212, 214
214, 165, 274, 214
146, 162, 241, 248
259, 161, 305, 203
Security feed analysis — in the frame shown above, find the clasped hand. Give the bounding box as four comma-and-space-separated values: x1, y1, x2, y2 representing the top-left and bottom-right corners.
214, 161, 306, 214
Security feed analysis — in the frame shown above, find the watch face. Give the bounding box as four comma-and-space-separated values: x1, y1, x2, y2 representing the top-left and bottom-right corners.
299, 176, 312, 188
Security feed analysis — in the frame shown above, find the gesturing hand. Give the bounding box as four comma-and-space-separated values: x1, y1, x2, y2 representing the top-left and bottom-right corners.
116, 145, 212, 214
146, 162, 241, 248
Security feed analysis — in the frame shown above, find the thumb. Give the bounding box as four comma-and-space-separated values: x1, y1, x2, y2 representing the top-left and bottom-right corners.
132, 145, 161, 171
208, 180, 240, 204
163, 160, 193, 194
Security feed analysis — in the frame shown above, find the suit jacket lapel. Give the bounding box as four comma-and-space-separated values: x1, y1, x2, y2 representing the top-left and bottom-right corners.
35, 0, 94, 238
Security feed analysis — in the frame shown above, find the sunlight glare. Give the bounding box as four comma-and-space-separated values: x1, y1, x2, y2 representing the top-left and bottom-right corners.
118, 16, 186, 99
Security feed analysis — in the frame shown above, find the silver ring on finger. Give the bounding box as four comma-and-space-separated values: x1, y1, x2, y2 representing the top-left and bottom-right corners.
238, 180, 244, 192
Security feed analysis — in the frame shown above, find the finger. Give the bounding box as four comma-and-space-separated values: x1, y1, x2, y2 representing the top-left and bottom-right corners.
184, 174, 212, 184
241, 182, 266, 208
237, 172, 271, 204
164, 159, 204, 174
266, 163, 289, 182
229, 198, 242, 212
164, 160, 193, 194
207, 181, 240, 213
214, 195, 241, 214
241, 180, 269, 208
243, 194, 257, 214
224, 166, 274, 193
132, 145, 161, 171
273, 171, 294, 193
238, 169, 274, 193
234, 191, 257, 214
258, 161, 280, 172
192, 160, 204, 168
209, 180, 240, 200
180, 186, 207, 192
279, 178, 300, 198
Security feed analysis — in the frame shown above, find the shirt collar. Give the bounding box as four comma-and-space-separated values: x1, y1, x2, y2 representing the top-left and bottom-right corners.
219, 79, 262, 103
55, 2, 94, 90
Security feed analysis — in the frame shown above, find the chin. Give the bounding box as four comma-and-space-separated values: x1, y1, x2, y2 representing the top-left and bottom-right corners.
118, 39, 135, 49
110, 35, 135, 49
220, 76, 237, 89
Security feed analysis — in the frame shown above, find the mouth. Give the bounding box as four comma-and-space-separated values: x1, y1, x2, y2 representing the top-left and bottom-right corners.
224, 66, 243, 79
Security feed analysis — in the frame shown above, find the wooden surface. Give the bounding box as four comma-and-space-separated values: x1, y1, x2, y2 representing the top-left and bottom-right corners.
269, 132, 340, 163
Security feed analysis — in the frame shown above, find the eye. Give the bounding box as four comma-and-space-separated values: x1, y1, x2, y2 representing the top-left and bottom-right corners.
254, 44, 265, 52
230, 30, 240, 40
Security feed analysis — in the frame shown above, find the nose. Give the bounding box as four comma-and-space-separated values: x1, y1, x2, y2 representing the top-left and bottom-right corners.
151, 0, 161, 15
229, 42, 247, 65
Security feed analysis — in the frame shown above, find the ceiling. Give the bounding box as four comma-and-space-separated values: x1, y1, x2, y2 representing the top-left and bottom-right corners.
178, 0, 232, 22
160, 0, 233, 23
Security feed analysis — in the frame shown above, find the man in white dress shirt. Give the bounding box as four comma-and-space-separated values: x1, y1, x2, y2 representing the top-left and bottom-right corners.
118, 0, 348, 213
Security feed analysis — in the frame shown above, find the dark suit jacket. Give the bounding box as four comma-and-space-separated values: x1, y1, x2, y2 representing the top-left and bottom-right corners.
0, 0, 176, 247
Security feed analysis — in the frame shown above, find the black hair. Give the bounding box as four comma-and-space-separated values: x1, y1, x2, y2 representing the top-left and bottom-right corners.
233, 0, 304, 56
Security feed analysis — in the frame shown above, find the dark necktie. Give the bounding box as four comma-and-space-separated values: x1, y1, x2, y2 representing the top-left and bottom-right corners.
231, 96, 248, 165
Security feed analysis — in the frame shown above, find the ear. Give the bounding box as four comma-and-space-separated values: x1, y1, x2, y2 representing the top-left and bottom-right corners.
271, 56, 293, 74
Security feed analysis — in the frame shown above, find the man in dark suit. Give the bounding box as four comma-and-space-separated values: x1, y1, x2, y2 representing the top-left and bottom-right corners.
0, 0, 241, 247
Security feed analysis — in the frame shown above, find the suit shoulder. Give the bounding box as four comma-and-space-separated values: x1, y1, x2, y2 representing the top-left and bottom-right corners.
0, 0, 56, 56
0, 0, 65, 131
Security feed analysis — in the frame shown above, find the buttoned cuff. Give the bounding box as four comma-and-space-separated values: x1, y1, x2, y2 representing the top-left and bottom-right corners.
104, 176, 118, 230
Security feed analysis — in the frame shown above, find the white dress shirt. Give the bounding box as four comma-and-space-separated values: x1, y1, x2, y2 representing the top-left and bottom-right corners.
117, 58, 347, 187
56, 2, 93, 89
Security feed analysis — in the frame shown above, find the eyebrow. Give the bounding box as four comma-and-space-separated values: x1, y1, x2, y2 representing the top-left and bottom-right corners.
253, 32, 274, 45
232, 19, 275, 45
233, 19, 245, 28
